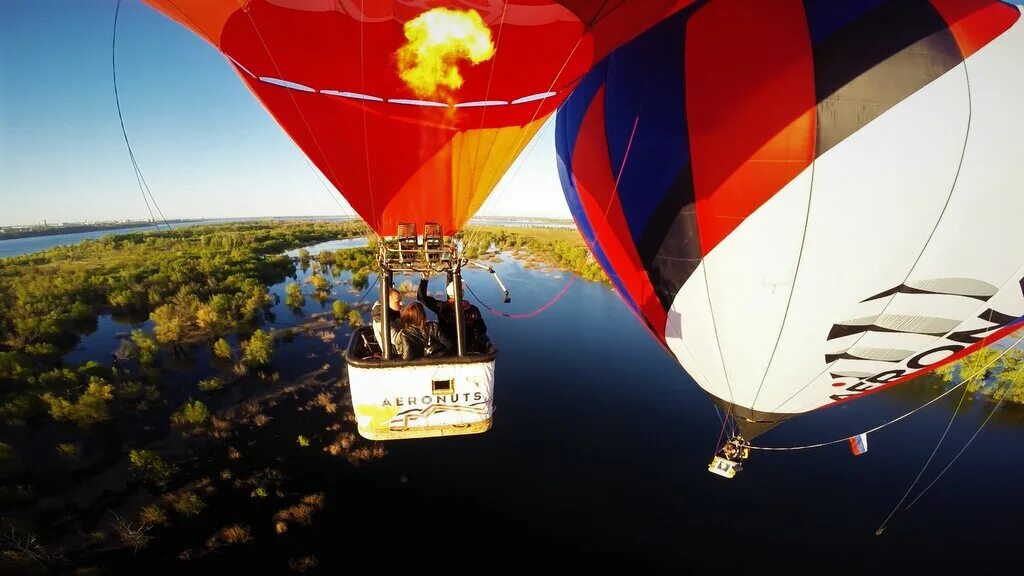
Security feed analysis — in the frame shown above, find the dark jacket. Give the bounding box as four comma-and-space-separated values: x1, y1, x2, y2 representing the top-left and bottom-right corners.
397, 321, 452, 360
418, 279, 488, 352
396, 326, 426, 360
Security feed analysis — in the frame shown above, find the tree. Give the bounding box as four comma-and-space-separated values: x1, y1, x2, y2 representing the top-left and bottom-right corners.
351, 271, 368, 291
960, 346, 1002, 393
212, 338, 233, 360
347, 310, 363, 328
131, 330, 159, 365
171, 399, 211, 426
996, 349, 1024, 404
129, 449, 173, 485
332, 300, 349, 322
242, 329, 274, 367
197, 294, 234, 336
309, 274, 330, 293
41, 377, 114, 427
285, 283, 305, 309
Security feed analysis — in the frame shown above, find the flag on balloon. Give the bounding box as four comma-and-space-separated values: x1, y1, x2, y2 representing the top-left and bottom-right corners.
848, 433, 869, 456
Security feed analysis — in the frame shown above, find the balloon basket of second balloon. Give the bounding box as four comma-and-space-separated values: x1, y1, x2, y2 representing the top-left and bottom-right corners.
344, 327, 496, 440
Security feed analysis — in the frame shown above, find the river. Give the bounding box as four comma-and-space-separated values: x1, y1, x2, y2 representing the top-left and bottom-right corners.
31, 239, 1018, 572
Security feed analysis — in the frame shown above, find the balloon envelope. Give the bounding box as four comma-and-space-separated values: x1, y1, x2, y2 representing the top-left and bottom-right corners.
556, 0, 1024, 431
143, 0, 697, 235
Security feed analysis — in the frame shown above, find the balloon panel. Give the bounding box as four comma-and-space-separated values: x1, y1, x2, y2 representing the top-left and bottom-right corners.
556, 0, 1024, 422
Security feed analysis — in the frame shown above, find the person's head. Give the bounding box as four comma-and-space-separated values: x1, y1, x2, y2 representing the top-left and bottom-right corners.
388, 288, 402, 311
446, 281, 463, 301
400, 301, 426, 329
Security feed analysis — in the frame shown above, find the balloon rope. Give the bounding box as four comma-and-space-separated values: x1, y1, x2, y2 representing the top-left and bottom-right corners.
112, 0, 169, 232
747, 332, 1024, 452
904, 369, 1018, 511
464, 276, 575, 320
874, 357, 975, 536
235, 3, 361, 224
713, 404, 732, 456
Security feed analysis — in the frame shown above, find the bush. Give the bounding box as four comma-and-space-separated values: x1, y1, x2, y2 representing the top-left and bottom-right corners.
139, 504, 169, 526
42, 378, 114, 427
129, 449, 174, 485
171, 399, 211, 427
332, 300, 349, 322
55, 442, 81, 460
351, 271, 368, 291
242, 329, 274, 368
212, 338, 233, 360
198, 377, 223, 393
115, 381, 158, 403
347, 310, 363, 328
171, 492, 206, 516
207, 524, 252, 547
308, 274, 330, 293
131, 330, 159, 365
285, 283, 305, 309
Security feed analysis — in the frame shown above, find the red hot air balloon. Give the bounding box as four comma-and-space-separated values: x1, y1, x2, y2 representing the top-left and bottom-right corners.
142, 0, 698, 236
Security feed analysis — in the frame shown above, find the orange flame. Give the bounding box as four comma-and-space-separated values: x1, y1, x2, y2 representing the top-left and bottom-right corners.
396, 8, 495, 100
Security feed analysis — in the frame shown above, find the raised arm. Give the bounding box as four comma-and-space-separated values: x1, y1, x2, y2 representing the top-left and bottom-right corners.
418, 277, 442, 316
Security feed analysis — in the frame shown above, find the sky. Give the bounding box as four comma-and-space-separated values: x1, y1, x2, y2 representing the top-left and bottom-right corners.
0, 0, 572, 227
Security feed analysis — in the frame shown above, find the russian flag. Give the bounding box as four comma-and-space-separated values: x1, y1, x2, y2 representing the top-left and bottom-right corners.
848, 433, 869, 456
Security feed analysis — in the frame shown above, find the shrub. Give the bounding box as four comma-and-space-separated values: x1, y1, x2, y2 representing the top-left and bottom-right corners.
212, 338, 233, 360
242, 330, 274, 368
55, 442, 81, 460
139, 504, 169, 526
42, 378, 114, 427
171, 400, 211, 427
347, 310, 363, 328
198, 377, 223, 393
131, 330, 160, 365
129, 449, 174, 485
206, 524, 252, 548
331, 299, 349, 322
171, 492, 206, 516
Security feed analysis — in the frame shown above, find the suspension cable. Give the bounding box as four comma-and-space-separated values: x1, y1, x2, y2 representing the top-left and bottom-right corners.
747, 332, 1024, 452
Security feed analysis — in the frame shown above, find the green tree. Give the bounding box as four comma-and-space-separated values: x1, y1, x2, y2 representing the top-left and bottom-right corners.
960, 346, 1002, 393
347, 310, 363, 328
332, 300, 350, 322
212, 337, 233, 360
41, 377, 114, 427
285, 282, 305, 309
351, 271, 368, 291
171, 399, 211, 426
198, 377, 223, 392
173, 492, 206, 516
131, 330, 159, 365
129, 449, 174, 485
151, 288, 201, 346
197, 293, 234, 336
242, 329, 274, 367
309, 274, 330, 293
996, 349, 1024, 404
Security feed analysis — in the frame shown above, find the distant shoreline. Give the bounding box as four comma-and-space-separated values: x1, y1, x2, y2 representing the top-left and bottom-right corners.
0, 220, 197, 241
0, 215, 574, 241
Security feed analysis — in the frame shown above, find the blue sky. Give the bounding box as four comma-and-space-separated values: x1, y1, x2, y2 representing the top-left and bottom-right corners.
0, 0, 570, 227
